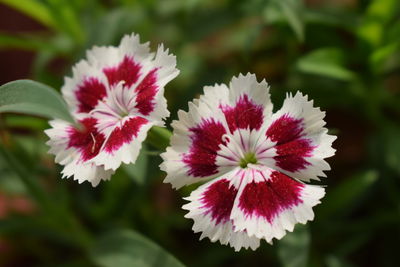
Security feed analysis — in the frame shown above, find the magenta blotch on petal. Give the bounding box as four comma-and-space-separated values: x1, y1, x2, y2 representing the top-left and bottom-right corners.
221, 94, 264, 133
266, 114, 303, 144
238, 171, 303, 223
201, 179, 238, 225
76, 78, 107, 113
67, 117, 105, 162
183, 118, 227, 177
104, 116, 149, 153
274, 139, 314, 172
103, 55, 141, 87
135, 68, 159, 116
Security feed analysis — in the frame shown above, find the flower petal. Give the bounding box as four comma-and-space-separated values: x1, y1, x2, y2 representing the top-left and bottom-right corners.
161, 94, 232, 189
62, 61, 109, 115
262, 92, 336, 182
87, 33, 151, 73
230, 166, 325, 242
183, 175, 260, 251
221, 73, 272, 133
93, 116, 153, 170
132, 45, 179, 124
45, 119, 114, 186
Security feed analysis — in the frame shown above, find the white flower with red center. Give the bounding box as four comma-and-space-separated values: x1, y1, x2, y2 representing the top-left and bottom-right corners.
45, 33, 179, 186
161, 73, 336, 251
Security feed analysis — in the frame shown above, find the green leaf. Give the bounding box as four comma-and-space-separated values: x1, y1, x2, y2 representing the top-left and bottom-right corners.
0, 0, 58, 30
0, 80, 74, 123
90, 229, 185, 267
295, 48, 355, 81
357, 0, 398, 47
304, 9, 357, 29
370, 41, 400, 72
0, 33, 59, 52
46, 0, 85, 43
317, 170, 378, 220
122, 145, 148, 185
264, 0, 305, 42
88, 8, 146, 46
277, 224, 310, 267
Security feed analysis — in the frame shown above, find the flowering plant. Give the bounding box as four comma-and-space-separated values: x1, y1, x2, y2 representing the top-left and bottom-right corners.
0, 0, 396, 266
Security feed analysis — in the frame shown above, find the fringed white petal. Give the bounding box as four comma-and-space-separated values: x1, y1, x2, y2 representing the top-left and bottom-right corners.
230, 167, 325, 243
263, 92, 336, 182
45, 119, 114, 187
183, 175, 260, 251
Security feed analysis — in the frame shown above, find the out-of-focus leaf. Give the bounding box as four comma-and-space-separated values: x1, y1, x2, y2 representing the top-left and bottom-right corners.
370, 42, 400, 72
325, 255, 355, 267
317, 170, 378, 219
278, 224, 310, 267
122, 145, 148, 185
0, 33, 58, 51
90, 229, 185, 267
357, 0, 398, 47
304, 9, 357, 29
264, 0, 305, 42
0, 80, 74, 123
0, 0, 58, 30
295, 48, 355, 81
46, 0, 85, 43
4, 115, 48, 131
88, 8, 146, 46
371, 125, 400, 175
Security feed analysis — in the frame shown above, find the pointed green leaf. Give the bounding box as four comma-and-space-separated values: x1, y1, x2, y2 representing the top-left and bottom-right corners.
0, 80, 74, 123
90, 229, 185, 267
0, 0, 58, 30
296, 48, 355, 81
277, 0, 305, 42
264, 0, 305, 42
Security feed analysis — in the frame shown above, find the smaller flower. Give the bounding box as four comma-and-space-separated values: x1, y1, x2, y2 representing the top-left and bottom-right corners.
161, 73, 336, 251
46, 33, 179, 186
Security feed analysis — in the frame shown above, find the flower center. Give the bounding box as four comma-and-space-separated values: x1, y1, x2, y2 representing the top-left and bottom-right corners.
239, 152, 258, 168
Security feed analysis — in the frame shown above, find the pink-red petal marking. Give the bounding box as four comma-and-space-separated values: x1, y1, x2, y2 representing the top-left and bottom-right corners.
76, 77, 107, 113
103, 56, 141, 88
238, 171, 304, 223
201, 179, 238, 225
67, 117, 105, 162
221, 94, 264, 133
134, 68, 159, 116
266, 114, 315, 172
104, 116, 148, 153
183, 119, 227, 177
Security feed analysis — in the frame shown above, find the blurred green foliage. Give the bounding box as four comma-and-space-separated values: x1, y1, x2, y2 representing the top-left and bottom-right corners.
0, 0, 399, 266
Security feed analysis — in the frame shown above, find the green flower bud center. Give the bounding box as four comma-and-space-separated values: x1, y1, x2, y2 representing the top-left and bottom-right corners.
239, 152, 258, 168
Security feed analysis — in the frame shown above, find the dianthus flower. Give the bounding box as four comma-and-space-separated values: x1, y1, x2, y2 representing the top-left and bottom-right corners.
46, 34, 179, 186
161, 74, 336, 250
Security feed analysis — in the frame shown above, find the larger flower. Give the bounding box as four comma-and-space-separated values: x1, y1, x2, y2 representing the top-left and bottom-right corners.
45, 34, 179, 186
161, 74, 336, 251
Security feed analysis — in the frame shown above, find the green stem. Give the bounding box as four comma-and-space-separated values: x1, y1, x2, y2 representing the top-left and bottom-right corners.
146, 126, 172, 150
